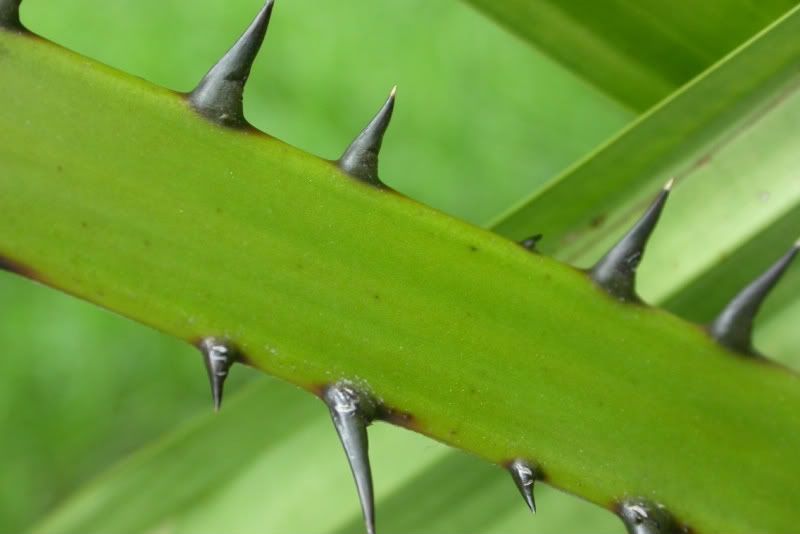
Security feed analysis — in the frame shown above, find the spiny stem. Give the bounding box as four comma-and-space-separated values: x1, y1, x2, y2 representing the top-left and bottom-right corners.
709, 239, 799, 355
508, 459, 537, 513
337, 86, 396, 187
617, 499, 685, 534
189, 0, 274, 127
324, 384, 376, 534
589, 179, 673, 302
519, 234, 543, 253
198, 337, 239, 411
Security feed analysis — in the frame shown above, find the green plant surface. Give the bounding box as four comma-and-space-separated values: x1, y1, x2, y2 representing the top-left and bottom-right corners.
3, 7, 800, 533
33, 5, 800, 524
34, 378, 620, 534
1, 1, 633, 530
33, 218, 800, 534
33, 137, 800, 534
491, 4, 800, 309
20, 0, 632, 226
463, 0, 797, 110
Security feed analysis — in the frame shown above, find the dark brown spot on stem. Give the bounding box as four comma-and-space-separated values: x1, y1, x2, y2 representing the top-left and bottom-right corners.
590, 214, 607, 228
308, 383, 328, 399
0, 254, 38, 279
377, 405, 418, 429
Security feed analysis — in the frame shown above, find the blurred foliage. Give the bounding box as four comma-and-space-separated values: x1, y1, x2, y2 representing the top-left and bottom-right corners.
2, 0, 630, 531
464, 0, 796, 110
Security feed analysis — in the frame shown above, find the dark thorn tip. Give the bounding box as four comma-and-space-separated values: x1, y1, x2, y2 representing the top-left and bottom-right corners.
590, 180, 673, 302
198, 337, 239, 412
519, 234, 543, 253
616, 498, 687, 534
323, 383, 377, 534
508, 459, 537, 513
337, 86, 396, 187
189, 0, 274, 127
0, 0, 22, 31
709, 240, 799, 355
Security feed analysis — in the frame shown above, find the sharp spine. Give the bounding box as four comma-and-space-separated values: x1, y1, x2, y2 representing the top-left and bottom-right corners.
189, 0, 274, 127
337, 86, 396, 187
199, 337, 238, 411
508, 459, 537, 513
0, 0, 22, 30
589, 179, 673, 302
709, 240, 799, 355
618, 499, 685, 534
323, 383, 377, 534
519, 234, 543, 254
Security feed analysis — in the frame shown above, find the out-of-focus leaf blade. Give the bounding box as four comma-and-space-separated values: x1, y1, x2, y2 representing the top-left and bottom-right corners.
463, 0, 796, 110
490, 5, 800, 309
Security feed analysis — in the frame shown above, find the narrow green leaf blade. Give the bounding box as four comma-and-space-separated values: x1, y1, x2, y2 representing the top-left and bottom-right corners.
490, 5, 800, 311
463, 0, 796, 110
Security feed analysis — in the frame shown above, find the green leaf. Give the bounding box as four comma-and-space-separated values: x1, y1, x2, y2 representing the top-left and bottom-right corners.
463, 0, 797, 110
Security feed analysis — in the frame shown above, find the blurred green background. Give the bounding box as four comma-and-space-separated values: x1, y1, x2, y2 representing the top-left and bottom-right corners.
4, 0, 788, 533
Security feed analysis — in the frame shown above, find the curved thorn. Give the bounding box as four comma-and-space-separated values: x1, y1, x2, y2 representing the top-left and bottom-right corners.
0, 0, 22, 30
709, 240, 799, 355
519, 234, 543, 254
590, 179, 673, 302
199, 337, 238, 412
324, 383, 376, 534
508, 459, 537, 513
189, 0, 274, 127
338, 86, 396, 187
618, 499, 685, 534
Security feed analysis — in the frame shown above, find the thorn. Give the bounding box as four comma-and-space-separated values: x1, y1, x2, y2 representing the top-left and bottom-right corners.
199, 337, 238, 411
324, 383, 377, 534
709, 241, 799, 355
519, 234, 543, 253
0, 0, 22, 30
589, 185, 672, 302
663, 177, 675, 191
508, 459, 537, 513
338, 86, 396, 187
618, 499, 685, 534
189, 0, 274, 127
